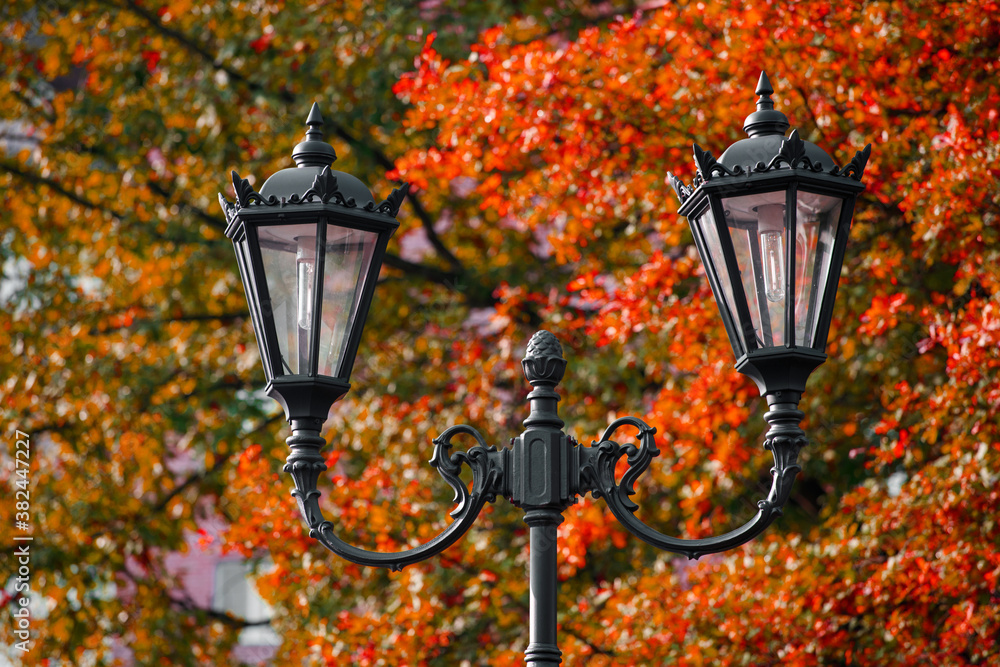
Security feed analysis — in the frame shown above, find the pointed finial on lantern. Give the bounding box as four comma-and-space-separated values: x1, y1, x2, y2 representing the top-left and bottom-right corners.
304, 103, 324, 140
755, 71, 775, 111
292, 103, 338, 168
743, 71, 789, 138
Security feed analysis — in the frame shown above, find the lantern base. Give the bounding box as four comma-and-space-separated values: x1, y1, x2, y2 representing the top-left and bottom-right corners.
265, 375, 351, 424
735, 347, 827, 399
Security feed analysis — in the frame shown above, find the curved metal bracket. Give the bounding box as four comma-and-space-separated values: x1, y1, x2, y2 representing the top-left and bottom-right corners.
581, 404, 806, 560
284, 423, 502, 571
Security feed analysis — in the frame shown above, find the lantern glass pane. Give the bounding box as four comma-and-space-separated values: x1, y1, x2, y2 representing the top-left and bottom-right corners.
235, 235, 272, 379
795, 191, 843, 347
694, 207, 742, 347
720, 190, 787, 348
258, 223, 320, 375
316, 224, 378, 377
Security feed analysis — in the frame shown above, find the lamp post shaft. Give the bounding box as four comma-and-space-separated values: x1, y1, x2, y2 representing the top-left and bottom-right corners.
516, 331, 572, 666
525, 512, 563, 666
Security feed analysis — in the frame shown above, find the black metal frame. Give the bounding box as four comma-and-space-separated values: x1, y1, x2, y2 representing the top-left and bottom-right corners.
670, 84, 870, 397
219, 109, 408, 420
677, 172, 865, 397
219, 78, 871, 666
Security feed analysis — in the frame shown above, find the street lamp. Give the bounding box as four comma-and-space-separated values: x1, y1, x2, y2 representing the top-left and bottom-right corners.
219, 103, 408, 428
218, 73, 870, 666
668, 71, 870, 402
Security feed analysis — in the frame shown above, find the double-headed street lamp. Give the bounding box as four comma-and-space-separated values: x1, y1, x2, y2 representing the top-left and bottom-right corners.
218, 72, 870, 665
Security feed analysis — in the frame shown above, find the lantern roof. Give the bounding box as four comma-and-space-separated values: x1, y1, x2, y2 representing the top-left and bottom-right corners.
717, 72, 834, 174
218, 104, 410, 239
667, 71, 871, 211
258, 103, 375, 208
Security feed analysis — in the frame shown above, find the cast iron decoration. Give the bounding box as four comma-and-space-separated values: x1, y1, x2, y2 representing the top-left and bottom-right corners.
219, 73, 870, 667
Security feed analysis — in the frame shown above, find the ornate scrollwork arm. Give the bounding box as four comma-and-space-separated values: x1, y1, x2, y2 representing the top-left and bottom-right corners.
580, 417, 660, 511
284, 423, 502, 571
581, 400, 806, 560
429, 424, 504, 516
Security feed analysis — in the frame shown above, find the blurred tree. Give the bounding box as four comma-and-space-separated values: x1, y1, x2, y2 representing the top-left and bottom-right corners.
1, 0, 998, 665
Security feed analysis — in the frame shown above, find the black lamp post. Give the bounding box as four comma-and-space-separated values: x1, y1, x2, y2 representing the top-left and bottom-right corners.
219, 73, 870, 666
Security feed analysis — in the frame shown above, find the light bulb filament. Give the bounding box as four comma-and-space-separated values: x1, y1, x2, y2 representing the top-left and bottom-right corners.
760, 230, 785, 302
296, 236, 317, 329
755, 203, 786, 303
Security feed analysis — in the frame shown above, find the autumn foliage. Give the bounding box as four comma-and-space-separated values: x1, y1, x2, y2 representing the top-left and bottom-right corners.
1, 0, 999, 665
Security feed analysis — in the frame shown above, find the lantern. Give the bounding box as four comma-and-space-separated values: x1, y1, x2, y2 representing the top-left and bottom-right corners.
669, 72, 871, 398
219, 104, 408, 423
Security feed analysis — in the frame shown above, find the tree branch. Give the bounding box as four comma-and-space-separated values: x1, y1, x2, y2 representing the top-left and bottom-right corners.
1, 159, 211, 246
151, 445, 237, 514
382, 252, 462, 286
104, 0, 466, 276
2, 158, 125, 220
562, 626, 616, 657
105, 0, 286, 101
135, 178, 228, 233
